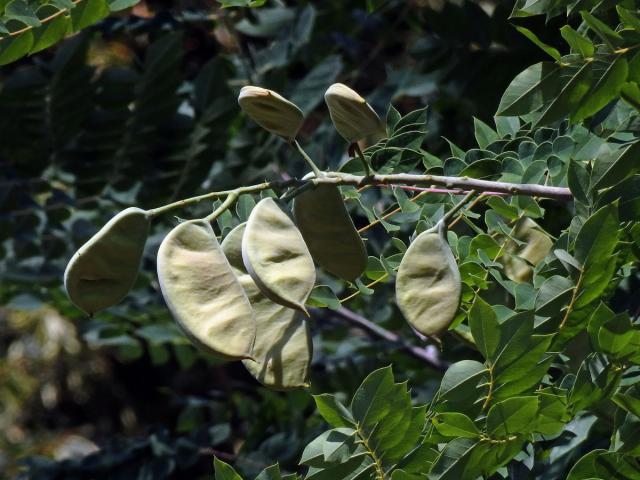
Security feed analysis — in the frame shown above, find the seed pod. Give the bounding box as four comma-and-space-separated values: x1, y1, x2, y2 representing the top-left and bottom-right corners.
238, 86, 304, 140
502, 218, 553, 283
396, 223, 461, 338
157, 219, 256, 360
242, 197, 316, 315
293, 183, 367, 281
222, 223, 311, 390
324, 83, 385, 143
64, 207, 150, 315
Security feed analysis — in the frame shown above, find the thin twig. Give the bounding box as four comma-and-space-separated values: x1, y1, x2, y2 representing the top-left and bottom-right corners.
331, 307, 447, 371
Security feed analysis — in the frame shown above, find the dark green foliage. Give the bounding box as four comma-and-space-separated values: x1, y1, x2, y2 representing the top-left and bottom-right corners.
5, 1, 640, 480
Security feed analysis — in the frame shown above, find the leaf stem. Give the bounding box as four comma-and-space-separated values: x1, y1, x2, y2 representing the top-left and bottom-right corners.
205, 191, 239, 222
353, 143, 371, 176
292, 139, 323, 177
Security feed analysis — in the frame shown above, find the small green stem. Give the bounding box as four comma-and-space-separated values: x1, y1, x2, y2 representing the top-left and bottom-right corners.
292, 139, 323, 178
442, 190, 477, 225
205, 192, 239, 222
353, 143, 371, 176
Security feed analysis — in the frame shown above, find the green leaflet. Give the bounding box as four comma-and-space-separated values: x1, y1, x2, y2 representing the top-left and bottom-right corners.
64, 207, 150, 315
501, 217, 553, 283
324, 83, 386, 143
395, 223, 461, 337
222, 223, 312, 390
157, 219, 256, 360
238, 86, 304, 140
293, 182, 367, 281
243, 197, 316, 315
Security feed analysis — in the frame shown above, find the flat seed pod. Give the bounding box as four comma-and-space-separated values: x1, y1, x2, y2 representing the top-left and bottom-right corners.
222, 223, 312, 390
64, 207, 150, 315
293, 183, 367, 281
502, 218, 553, 283
242, 198, 316, 315
238, 86, 304, 140
324, 83, 385, 143
396, 224, 461, 338
157, 219, 256, 360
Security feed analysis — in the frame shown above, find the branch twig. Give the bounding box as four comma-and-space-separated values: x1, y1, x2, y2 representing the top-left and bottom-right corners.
331, 306, 448, 371
146, 172, 572, 218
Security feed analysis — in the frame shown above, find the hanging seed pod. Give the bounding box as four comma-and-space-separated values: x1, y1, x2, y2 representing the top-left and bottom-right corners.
396, 221, 461, 338
222, 223, 312, 390
502, 218, 553, 283
324, 83, 385, 143
157, 219, 256, 360
238, 86, 304, 140
64, 207, 150, 315
293, 182, 367, 281
242, 197, 316, 315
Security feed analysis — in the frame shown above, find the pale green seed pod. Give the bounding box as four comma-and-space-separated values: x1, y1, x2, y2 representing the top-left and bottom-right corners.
64, 207, 150, 315
157, 219, 256, 360
396, 223, 461, 338
324, 83, 385, 143
293, 182, 367, 281
222, 223, 311, 390
242, 197, 316, 315
238, 86, 304, 140
502, 218, 553, 283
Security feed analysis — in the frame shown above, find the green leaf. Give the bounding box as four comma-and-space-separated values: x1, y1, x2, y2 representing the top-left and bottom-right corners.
494, 115, 520, 137
572, 57, 628, 123
567, 159, 590, 205
255, 465, 286, 480
486, 396, 538, 438
618, 6, 640, 31
533, 62, 592, 128
387, 104, 402, 135
567, 450, 640, 480
214, 457, 243, 480
0, 29, 33, 65
350, 366, 425, 465
473, 117, 499, 149
468, 297, 500, 361
621, 81, 640, 110
108, 0, 139, 11
428, 438, 478, 480
592, 141, 640, 190
496, 62, 561, 116
581, 10, 623, 50
569, 353, 618, 412
560, 25, 594, 58
613, 391, 640, 419
535, 392, 568, 435
4, 0, 41, 27
70, 0, 109, 31
313, 394, 355, 428
515, 26, 560, 61
574, 203, 618, 264
30, 5, 70, 55
307, 285, 341, 310
433, 413, 481, 438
